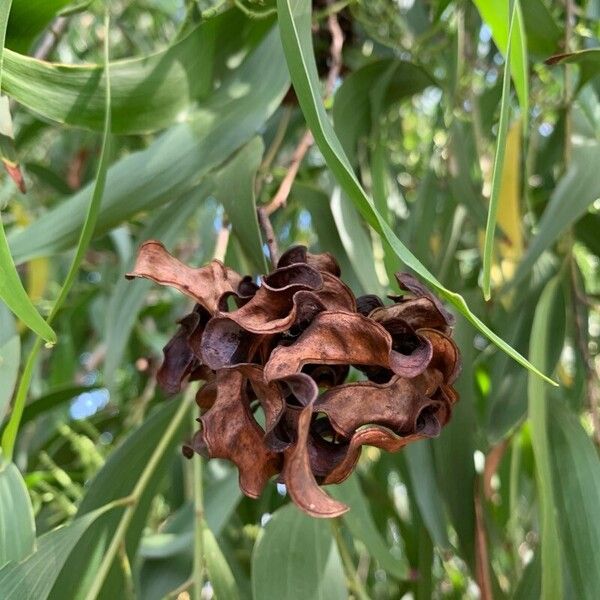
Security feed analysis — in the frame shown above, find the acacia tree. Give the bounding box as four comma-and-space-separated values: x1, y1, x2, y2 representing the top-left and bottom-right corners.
0, 0, 599, 599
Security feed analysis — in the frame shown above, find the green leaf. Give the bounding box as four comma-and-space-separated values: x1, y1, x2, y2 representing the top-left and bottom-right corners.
0, 0, 13, 80
3, 15, 221, 134
528, 275, 564, 599
0, 333, 19, 423
138, 468, 242, 600
332, 58, 434, 164
405, 441, 450, 550
330, 188, 384, 296
331, 474, 409, 579
520, 0, 561, 57
212, 136, 269, 273
292, 182, 363, 294
0, 216, 55, 341
513, 552, 541, 600
0, 1, 53, 340
1, 7, 112, 461
511, 144, 600, 289
548, 400, 600, 600
276, 0, 554, 384
6, 0, 71, 53
252, 504, 346, 600
67, 400, 187, 599
203, 522, 240, 600
472, 0, 529, 124
546, 48, 600, 91
8, 26, 289, 263
433, 314, 477, 566
575, 212, 600, 256
0, 458, 35, 568
0, 501, 124, 599
482, 0, 516, 300
103, 186, 216, 386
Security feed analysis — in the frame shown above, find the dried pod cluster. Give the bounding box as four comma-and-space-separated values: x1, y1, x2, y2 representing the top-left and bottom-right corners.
127, 241, 460, 517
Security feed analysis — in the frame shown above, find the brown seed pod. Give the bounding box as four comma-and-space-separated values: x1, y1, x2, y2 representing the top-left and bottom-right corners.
128, 242, 461, 518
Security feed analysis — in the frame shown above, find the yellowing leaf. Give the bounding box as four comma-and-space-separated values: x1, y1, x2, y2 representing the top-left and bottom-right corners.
27, 258, 50, 303
498, 119, 523, 259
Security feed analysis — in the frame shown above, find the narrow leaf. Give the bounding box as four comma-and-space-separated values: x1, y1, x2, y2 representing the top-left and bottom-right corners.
0, 458, 35, 568
0, 0, 54, 341
548, 400, 600, 600
8, 27, 289, 263
0, 215, 55, 341
331, 474, 409, 579
212, 137, 269, 273
50, 400, 188, 599
528, 276, 564, 599
510, 144, 600, 289
472, 0, 529, 123
1, 7, 112, 460
0, 501, 124, 600
405, 441, 450, 550
482, 0, 516, 300
203, 522, 240, 600
276, 0, 555, 384
3, 15, 223, 134
546, 48, 600, 91
252, 504, 346, 600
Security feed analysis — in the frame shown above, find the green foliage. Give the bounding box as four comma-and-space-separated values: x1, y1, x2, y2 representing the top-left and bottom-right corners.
0, 1, 599, 599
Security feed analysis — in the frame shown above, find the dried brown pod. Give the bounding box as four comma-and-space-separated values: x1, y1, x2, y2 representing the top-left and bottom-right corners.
128, 242, 461, 518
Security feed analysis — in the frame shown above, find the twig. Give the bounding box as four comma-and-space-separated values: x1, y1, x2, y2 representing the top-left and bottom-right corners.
257, 106, 293, 192
34, 17, 69, 60
564, 0, 574, 165
257, 206, 279, 267
474, 479, 494, 600
192, 410, 206, 600
483, 438, 508, 501
262, 130, 314, 217
118, 543, 136, 600
325, 2, 345, 99
233, 0, 276, 19
331, 519, 371, 600
213, 221, 230, 263
166, 577, 193, 599
257, 1, 345, 253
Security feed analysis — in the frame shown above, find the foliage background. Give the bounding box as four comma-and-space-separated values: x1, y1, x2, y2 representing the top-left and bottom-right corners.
0, 0, 599, 598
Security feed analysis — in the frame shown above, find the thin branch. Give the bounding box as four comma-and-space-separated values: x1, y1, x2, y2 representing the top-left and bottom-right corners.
118, 543, 136, 600
564, 0, 574, 165
257, 206, 279, 267
192, 409, 206, 600
166, 577, 193, 599
474, 479, 494, 600
34, 17, 69, 60
213, 221, 230, 263
233, 0, 276, 19
262, 130, 314, 217
257, 1, 345, 252
483, 438, 508, 501
325, 2, 344, 99
331, 520, 371, 600
257, 106, 293, 192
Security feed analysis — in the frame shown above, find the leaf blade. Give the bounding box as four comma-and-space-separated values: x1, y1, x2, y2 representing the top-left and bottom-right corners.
276, 0, 555, 384
482, 0, 516, 300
